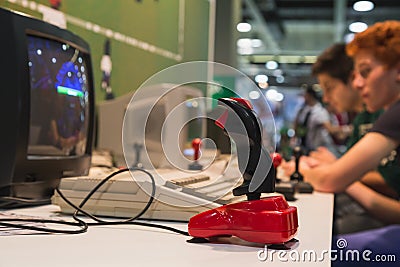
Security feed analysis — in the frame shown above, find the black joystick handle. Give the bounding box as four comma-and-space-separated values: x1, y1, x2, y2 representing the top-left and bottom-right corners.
215, 98, 275, 201
133, 143, 144, 168
289, 146, 314, 193
290, 146, 304, 181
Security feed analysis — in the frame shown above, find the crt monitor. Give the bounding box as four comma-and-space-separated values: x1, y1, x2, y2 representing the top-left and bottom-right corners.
0, 8, 95, 207
120, 83, 206, 170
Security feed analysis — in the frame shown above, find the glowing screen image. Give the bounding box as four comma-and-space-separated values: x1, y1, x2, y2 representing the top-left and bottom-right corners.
27, 35, 90, 157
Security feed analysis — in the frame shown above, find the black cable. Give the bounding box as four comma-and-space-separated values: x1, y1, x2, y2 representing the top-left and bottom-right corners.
55, 167, 154, 223
0, 196, 51, 208
89, 221, 189, 236
91, 164, 115, 169
0, 198, 88, 234
0, 218, 88, 234
0, 167, 189, 236
63, 167, 189, 236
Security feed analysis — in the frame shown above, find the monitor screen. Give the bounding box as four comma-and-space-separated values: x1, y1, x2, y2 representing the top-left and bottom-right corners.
27, 34, 90, 157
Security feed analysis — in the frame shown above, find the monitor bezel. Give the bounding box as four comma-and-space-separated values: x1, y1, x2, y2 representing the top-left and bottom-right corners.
0, 8, 95, 204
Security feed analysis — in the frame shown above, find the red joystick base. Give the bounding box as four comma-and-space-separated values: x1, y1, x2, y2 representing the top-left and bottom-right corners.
188, 195, 298, 244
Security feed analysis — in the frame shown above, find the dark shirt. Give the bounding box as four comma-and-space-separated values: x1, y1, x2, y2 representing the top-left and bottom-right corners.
347, 109, 383, 149
371, 101, 400, 144
370, 100, 400, 195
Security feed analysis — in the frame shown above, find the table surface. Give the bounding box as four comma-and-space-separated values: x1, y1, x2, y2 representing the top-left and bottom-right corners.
0, 191, 334, 267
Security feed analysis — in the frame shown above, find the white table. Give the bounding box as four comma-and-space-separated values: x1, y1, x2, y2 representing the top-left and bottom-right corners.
0, 192, 333, 267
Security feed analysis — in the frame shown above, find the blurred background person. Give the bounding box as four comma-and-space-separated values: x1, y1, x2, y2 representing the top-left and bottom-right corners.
293, 84, 339, 156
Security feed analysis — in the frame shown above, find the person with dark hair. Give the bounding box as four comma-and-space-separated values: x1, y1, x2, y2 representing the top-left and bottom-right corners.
312, 43, 354, 86
293, 84, 338, 155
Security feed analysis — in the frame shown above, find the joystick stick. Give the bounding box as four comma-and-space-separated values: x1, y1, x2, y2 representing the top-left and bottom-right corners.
133, 143, 144, 168
192, 138, 201, 161
215, 98, 275, 200
290, 146, 304, 181
188, 98, 298, 244
290, 146, 314, 193
271, 152, 282, 182
188, 138, 203, 170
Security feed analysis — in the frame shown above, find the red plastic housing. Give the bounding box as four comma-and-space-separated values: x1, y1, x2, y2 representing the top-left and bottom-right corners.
188, 195, 298, 244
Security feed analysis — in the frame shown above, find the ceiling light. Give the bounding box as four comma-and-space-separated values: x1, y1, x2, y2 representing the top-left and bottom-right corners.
237, 22, 252, 33
265, 60, 278, 70
251, 39, 263, 48
353, 1, 374, 12
255, 74, 268, 83
249, 90, 261, 100
349, 22, 368, 33
276, 75, 285, 84
237, 38, 254, 55
287, 129, 295, 138
237, 38, 252, 48
258, 82, 269, 89
266, 89, 284, 102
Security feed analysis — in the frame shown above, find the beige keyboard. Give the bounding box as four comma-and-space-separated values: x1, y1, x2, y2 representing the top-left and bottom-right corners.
52, 159, 247, 221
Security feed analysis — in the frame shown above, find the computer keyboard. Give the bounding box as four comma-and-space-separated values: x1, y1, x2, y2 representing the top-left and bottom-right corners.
52, 158, 249, 221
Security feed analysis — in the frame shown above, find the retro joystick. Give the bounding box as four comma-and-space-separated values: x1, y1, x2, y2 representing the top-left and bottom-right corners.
272, 152, 283, 182
290, 146, 304, 181
215, 98, 275, 200
188, 138, 203, 170
188, 98, 298, 245
290, 146, 314, 194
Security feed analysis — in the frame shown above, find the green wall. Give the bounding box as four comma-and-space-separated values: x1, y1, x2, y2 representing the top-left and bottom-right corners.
1, 0, 210, 103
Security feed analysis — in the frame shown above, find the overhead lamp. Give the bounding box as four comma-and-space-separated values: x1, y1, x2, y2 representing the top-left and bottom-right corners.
258, 82, 269, 89
237, 38, 253, 55
265, 60, 278, 70
237, 22, 252, 33
237, 38, 252, 48
251, 39, 263, 48
287, 129, 295, 138
349, 22, 368, 33
353, 1, 374, 12
254, 74, 268, 83
276, 75, 285, 84
249, 90, 261, 100
255, 74, 269, 89
266, 89, 284, 102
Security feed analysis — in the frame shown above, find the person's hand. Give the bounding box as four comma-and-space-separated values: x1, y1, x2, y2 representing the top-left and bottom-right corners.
280, 156, 317, 177
280, 159, 295, 177
309, 147, 337, 165
301, 156, 321, 168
